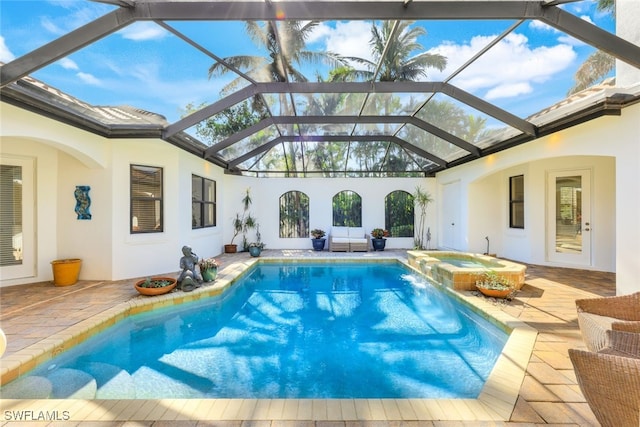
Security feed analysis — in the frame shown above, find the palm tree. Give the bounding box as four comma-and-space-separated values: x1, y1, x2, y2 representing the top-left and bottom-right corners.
208, 20, 345, 175
343, 20, 447, 82
209, 20, 343, 91
568, 0, 615, 95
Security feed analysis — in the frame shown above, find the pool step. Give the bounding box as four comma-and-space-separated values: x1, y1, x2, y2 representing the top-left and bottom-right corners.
81, 362, 136, 398
0, 375, 53, 398
48, 368, 97, 398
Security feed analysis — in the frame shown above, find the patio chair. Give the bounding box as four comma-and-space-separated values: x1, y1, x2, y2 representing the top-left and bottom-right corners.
569, 330, 640, 427
328, 226, 369, 252
575, 291, 640, 352
328, 227, 350, 252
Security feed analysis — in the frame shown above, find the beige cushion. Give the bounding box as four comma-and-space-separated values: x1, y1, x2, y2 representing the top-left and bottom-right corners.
332, 227, 349, 238
578, 312, 619, 352
331, 237, 350, 244
349, 227, 365, 238
349, 238, 368, 244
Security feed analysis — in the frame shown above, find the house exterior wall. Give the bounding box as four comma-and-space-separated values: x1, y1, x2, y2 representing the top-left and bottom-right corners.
436, 102, 640, 295
1, 102, 639, 295
0, 104, 227, 285
222, 176, 434, 252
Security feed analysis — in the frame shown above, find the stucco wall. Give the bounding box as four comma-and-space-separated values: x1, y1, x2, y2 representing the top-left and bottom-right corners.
1, 101, 639, 294
436, 103, 640, 294
222, 176, 434, 252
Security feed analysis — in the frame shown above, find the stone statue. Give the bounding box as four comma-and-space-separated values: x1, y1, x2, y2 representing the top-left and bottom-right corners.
178, 245, 202, 292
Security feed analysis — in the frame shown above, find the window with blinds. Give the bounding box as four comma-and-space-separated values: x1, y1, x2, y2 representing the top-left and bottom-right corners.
510, 175, 525, 229
192, 174, 216, 229
130, 164, 163, 233
0, 165, 23, 266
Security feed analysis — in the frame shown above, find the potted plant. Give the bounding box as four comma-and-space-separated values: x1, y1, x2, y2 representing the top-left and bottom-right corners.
413, 186, 434, 250
225, 188, 257, 253
371, 228, 389, 251
310, 228, 326, 251
248, 241, 265, 257
475, 271, 514, 298
198, 257, 219, 282
134, 276, 177, 296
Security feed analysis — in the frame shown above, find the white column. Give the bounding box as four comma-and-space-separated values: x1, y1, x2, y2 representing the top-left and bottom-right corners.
616, 0, 640, 88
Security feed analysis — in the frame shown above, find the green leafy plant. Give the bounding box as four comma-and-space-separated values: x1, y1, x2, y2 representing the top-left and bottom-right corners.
475, 271, 513, 291
413, 186, 434, 249
198, 257, 219, 271
230, 188, 257, 249
310, 229, 326, 239
139, 277, 174, 288
371, 228, 390, 239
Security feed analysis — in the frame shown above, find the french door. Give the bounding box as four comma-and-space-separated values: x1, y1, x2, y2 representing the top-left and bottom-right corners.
441, 180, 460, 250
547, 169, 591, 266
0, 155, 35, 281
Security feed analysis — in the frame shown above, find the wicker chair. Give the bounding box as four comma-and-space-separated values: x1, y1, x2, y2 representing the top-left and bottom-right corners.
575, 291, 640, 352
569, 330, 640, 427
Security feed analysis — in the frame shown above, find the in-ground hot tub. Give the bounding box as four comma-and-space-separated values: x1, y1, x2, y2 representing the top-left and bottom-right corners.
408, 250, 526, 291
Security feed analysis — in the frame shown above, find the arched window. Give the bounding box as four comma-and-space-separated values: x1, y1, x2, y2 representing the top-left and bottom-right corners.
279, 191, 310, 238
332, 190, 362, 226
385, 190, 414, 237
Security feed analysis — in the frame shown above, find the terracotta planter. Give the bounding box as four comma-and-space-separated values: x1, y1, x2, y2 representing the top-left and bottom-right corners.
224, 244, 237, 254
134, 277, 177, 296
51, 258, 82, 286
477, 286, 512, 298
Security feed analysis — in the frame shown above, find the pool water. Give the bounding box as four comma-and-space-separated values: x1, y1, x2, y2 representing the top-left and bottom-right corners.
1, 261, 508, 399
434, 257, 491, 269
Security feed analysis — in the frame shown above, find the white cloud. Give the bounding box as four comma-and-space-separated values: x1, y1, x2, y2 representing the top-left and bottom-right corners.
0, 36, 15, 62
40, 16, 65, 35
77, 72, 101, 86
485, 82, 533, 100
307, 22, 334, 44
580, 14, 595, 25
320, 21, 374, 62
118, 22, 167, 41
558, 34, 586, 46
58, 57, 79, 70
41, 3, 110, 36
428, 33, 576, 100
528, 20, 556, 33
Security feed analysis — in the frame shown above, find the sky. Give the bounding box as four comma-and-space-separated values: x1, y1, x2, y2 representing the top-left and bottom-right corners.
0, 0, 616, 124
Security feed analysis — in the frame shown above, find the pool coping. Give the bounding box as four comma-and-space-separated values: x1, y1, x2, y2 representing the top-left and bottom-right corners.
0, 256, 537, 422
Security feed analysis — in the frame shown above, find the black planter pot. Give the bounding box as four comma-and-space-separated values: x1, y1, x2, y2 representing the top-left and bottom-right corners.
372, 238, 386, 251
311, 238, 326, 251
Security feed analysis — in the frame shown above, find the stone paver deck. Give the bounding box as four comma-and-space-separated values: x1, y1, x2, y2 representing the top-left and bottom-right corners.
0, 249, 616, 426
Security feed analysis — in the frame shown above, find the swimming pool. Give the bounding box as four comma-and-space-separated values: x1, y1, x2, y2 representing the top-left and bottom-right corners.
1, 261, 508, 400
